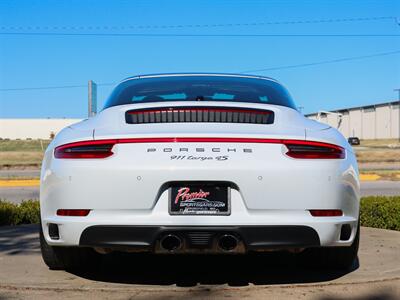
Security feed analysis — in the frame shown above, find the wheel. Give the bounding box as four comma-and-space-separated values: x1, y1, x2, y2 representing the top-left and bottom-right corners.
40, 224, 101, 270
302, 222, 360, 270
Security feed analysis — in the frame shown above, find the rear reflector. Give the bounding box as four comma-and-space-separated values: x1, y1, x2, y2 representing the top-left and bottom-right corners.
54, 138, 344, 160
309, 210, 343, 217
57, 209, 91, 216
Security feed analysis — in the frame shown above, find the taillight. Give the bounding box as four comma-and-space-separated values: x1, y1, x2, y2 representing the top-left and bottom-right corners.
54, 138, 345, 159
54, 140, 116, 159
57, 209, 91, 216
284, 140, 345, 159
309, 209, 343, 217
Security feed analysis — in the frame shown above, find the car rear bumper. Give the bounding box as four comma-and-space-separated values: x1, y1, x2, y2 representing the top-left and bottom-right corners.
42, 206, 359, 250
78, 225, 321, 253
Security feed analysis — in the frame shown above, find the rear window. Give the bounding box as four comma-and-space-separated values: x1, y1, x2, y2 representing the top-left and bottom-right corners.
104, 75, 297, 110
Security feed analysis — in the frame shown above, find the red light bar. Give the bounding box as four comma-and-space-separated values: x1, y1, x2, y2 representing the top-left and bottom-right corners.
309, 209, 343, 217
57, 209, 91, 217
54, 137, 345, 160
118, 137, 282, 144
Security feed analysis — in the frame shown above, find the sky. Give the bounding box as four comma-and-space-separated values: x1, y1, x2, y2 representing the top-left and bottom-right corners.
0, 0, 399, 118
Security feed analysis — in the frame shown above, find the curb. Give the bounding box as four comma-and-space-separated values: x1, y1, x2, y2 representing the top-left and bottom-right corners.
0, 179, 40, 187
359, 174, 381, 181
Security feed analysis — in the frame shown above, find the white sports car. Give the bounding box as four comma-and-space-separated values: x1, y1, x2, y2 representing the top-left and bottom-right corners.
40, 73, 360, 270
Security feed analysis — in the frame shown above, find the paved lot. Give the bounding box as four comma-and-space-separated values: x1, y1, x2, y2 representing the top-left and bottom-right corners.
0, 169, 40, 178
0, 186, 39, 203
360, 180, 400, 196
1, 180, 398, 203
0, 225, 399, 299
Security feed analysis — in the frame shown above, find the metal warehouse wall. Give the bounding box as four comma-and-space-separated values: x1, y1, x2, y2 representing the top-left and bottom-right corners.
0, 119, 83, 140
307, 101, 400, 140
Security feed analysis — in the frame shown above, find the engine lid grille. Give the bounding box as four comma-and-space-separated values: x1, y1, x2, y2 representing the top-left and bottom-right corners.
125, 106, 274, 125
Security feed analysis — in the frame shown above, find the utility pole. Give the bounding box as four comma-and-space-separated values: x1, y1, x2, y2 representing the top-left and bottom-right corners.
395, 89, 400, 141
88, 80, 97, 118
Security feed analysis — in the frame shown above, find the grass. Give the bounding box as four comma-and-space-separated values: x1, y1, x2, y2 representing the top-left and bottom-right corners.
355, 139, 400, 148
1, 197, 400, 230
0, 139, 51, 151
355, 149, 400, 163
0, 151, 44, 167
352, 139, 400, 164
0, 140, 50, 168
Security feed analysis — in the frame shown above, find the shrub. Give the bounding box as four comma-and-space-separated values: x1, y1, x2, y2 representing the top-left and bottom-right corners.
0, 200, 40, 226
360, 196, 400, 231
18, 200, 41, 224
0, 201, 19, 226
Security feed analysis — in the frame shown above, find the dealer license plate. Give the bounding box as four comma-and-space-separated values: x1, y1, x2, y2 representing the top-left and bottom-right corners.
169, 184, 230, 215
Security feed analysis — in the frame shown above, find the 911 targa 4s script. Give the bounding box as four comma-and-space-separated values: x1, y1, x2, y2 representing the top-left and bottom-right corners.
40, 73, 360, 270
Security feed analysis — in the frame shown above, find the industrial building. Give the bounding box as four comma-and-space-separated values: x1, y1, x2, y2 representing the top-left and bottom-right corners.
0, 119, 82, 140
306, 101, 400, 140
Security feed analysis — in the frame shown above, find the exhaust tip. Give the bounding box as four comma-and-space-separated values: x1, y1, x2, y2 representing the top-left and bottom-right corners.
160, 234, 182, 252
218, 234, 238, 252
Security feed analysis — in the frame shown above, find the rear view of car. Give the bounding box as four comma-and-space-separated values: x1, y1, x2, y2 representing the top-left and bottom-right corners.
40, 74, 360, 270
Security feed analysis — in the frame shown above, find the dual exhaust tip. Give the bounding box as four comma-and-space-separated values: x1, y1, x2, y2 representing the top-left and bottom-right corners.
160, 234, 182, 252
218, 234, 239, 251
160, 234, 239, 252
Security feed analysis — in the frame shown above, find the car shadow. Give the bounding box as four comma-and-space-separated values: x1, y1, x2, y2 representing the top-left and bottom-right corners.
70, 251, 359, 286
0, 224, 40, 255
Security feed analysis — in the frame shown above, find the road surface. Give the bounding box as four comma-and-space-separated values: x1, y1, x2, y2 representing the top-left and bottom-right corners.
0, 186, 39, 203
0, 225, 399, 299
0, 169, 40, 178
360, 180, 400, 197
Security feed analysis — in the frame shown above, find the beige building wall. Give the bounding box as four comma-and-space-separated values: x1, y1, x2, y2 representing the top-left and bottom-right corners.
306, 101, 399, 140
348, 109, 363, 138
0, 119, 83, 139
391, 103, 400, 139
376, 105, 391, 139
362, 108, 375, 139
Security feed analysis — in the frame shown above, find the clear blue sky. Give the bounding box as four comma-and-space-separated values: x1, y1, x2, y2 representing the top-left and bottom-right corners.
0, 0, 399, 118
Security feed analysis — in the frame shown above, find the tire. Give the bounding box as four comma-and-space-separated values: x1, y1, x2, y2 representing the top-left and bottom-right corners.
302, 222, 360, 270
40, 224, 100, 270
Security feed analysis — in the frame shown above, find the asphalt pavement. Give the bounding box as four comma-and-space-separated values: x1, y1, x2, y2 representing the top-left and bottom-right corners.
360, 180, 400, 197
0, 169, 40, 178
0, 186, 39, 203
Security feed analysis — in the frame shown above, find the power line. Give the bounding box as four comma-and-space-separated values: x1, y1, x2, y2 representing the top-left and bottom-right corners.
0, 83, 115, 92
1, 50, 399, 92
0, 32, 399, 37
0, 16, 397, 30
239, 49, 400, 73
